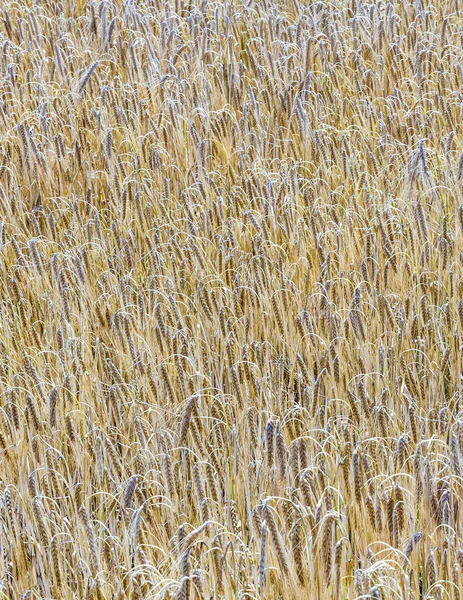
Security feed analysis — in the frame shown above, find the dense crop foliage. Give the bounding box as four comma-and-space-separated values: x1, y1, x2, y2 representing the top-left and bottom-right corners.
0, 0, 463, 598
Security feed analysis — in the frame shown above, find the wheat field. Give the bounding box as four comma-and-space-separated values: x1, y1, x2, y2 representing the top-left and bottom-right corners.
0, 0, 462, 598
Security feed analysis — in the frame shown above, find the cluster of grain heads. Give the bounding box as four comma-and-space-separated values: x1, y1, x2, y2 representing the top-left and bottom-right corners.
1, 0, 463, 598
